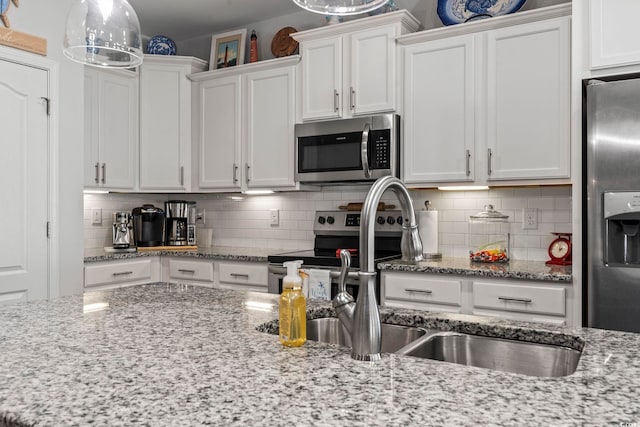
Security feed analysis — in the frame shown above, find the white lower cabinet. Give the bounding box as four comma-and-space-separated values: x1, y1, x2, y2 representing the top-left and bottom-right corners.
382, 272, 463, 313
84, 258, 160, 290
382, 271, 570, 326
166, 258, 215, 286
217, 261, 268, 293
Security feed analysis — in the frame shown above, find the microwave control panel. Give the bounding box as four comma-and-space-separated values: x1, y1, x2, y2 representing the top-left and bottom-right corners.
370, 129, 391, 169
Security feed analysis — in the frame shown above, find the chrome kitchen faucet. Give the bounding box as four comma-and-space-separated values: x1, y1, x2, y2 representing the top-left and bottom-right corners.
333, 176, 424, 361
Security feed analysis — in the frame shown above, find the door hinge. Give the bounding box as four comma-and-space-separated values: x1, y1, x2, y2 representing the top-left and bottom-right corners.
41, 97, 50, 116
46, 221, 51, 238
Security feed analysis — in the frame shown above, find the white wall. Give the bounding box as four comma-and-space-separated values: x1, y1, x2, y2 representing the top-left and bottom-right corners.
174, 0, 571, 62
84, 186, 571, 262
9, 0, 85, 296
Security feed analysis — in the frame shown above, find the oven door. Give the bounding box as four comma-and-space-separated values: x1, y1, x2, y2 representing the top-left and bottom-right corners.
267, 264, 380, 301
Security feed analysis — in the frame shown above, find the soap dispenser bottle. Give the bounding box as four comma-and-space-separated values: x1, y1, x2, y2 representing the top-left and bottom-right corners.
279, 260, 306, 347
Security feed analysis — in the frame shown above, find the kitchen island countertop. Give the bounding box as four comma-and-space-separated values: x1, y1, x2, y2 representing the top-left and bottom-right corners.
0, 284, 637, 426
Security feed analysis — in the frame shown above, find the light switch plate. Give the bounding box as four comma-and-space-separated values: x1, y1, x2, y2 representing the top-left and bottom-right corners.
522, 208, 538, 230
270, 209, 279, 226
91, 208, 102, 225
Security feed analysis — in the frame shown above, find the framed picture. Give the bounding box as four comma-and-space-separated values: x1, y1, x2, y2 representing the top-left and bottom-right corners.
209, 28, 247, 70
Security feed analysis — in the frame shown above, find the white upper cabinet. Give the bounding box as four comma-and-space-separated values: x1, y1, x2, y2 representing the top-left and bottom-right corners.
589, 0, 640, 70
485, 17, 570, 181
191, 57, 300, 192
403, 34, 476, 184
292, 10, 420, 122
84, 67, 138, 190
139, 56, 207, 192
400, 5, 571, 187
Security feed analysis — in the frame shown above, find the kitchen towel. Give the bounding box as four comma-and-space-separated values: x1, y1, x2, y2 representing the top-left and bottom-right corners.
418, 209, 439, 255
308, 269, 331, 300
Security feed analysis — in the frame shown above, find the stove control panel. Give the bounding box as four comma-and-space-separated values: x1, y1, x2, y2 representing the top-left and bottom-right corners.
314, 210, 403, 236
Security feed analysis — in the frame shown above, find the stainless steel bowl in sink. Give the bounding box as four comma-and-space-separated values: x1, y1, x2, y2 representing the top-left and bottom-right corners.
307, 317, 426, 353
396, 331, 582, 378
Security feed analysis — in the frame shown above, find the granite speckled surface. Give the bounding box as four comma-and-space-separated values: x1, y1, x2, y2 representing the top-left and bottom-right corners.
1, 283, 638, 426
84, 246, 290, 263
379, 257, 572, 282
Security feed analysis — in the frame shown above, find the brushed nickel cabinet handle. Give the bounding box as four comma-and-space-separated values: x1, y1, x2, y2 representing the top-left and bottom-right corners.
350, 86, 355, 111
101, 163, 106, 184
113, 271, 133, 277
233, 163, 238, 184
180, 166, 184, 186
334, 89, 340, 113
246, 163, 251, 183
487, 149, 493, 176
178, 269, 196, 274
230, 273, 250, 279
94, 162, 100, 184
466, 149, 471, 176
405, 288, 433, 295
498, 296, 532, 304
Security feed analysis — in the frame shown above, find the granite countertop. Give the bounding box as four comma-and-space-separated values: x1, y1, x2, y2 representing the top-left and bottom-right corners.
84, 246, 291, 263
379, 256, 572, 282
1, 284, 637, 426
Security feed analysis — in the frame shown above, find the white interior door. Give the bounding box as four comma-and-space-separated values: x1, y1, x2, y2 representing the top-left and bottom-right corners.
0, 59, 49, 303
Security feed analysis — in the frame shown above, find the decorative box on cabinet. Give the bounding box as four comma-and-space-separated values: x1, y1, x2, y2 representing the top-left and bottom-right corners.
189, 57, 302, 192
291, 10, 419, 122
588, 0, 640, 70
84, 67, 138, 190
84, 258, 160, 289
400, 5, 570, 187
139, 56, 207, 192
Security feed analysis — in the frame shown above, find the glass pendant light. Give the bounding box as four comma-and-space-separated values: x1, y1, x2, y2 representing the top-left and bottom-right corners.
292, 0, 390, 15
63, 0, 143, 68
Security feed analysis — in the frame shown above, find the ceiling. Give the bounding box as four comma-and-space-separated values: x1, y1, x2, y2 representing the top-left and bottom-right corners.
128, 0, 309, 42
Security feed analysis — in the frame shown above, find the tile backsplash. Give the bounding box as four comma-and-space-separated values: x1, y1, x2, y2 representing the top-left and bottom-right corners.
84, 185, 571, 262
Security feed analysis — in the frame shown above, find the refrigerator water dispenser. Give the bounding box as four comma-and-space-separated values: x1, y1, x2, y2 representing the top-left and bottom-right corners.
604, 192, 640, 266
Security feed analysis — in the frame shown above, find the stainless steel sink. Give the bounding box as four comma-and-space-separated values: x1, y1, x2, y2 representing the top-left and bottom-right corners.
306, 317, 426, 353
396, 331, 582, 378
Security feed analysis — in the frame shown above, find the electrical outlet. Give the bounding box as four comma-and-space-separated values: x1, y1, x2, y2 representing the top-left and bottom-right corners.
195, 209, 205, 225
91, 208, 102, 225
523, 208, 538, 230
270, 209, 279, 226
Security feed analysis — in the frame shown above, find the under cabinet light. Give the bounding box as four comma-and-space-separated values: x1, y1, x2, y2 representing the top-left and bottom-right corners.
243, 190, 275, 195
437, 186, 489, 191
83, 190, 109, 194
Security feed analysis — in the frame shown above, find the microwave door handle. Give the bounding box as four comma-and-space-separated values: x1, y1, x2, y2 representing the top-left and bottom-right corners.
361, 123, 371, 178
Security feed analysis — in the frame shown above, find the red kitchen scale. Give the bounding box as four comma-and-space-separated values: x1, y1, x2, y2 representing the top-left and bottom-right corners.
545, 232, 572, 266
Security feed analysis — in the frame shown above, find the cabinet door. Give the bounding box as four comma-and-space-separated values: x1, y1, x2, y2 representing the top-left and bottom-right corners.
245, 66, 295, 188
350, 25, 396, 115
84, 69, 100, 188
139, 64, 187, 190
97, 71, 137, 189
589, 0, 640, 69
485, 18, 570, 180
198, 75, 242, 190
300, 37, 342, 120
403, 35, 476, 184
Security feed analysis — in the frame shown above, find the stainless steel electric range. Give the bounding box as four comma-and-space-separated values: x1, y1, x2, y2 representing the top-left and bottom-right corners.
267, 210, 404, 300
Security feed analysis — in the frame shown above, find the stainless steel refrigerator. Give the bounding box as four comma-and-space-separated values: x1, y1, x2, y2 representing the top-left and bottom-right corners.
585, 77, 640, 333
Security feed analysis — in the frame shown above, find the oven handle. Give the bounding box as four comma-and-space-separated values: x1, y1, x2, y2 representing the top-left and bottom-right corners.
361, 122, 371, 179
268, 265, 360, 280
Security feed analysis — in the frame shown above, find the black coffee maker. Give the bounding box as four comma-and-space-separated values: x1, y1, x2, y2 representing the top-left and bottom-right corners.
165, 200, 189, 246
131, 205, 165, 247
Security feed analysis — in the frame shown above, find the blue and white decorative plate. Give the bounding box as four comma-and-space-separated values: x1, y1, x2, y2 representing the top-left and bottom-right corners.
437, 0, 527, 26
147, 35, 176, 55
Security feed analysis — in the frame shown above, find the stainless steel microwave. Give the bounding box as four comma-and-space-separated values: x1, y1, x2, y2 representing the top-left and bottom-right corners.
294, 114, 400, 184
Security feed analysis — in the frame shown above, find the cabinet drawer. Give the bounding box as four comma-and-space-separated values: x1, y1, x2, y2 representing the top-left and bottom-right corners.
85, 260, 152, 287
168, 259, 214, 282
219, 262, 267, 287
384, 273, 462, 306
473, 281, 565, 316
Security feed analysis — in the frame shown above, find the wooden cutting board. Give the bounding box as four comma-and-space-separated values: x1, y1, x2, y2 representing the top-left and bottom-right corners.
137, 246, 198, 252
